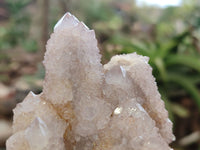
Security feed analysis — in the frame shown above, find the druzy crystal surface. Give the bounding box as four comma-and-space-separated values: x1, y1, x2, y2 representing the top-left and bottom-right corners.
6, 13, 175, 150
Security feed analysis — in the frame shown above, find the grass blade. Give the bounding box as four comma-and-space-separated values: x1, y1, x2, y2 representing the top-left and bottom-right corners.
166, 55, 200, 73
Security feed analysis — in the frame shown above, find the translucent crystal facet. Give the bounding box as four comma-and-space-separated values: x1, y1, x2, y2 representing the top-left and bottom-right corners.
6, 12, 175, 150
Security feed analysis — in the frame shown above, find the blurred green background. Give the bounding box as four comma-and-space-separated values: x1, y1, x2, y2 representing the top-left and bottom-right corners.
0, 0, 200, 149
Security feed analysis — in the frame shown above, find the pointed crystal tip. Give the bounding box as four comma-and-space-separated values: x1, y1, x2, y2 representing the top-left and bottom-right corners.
54, 12, 83, 31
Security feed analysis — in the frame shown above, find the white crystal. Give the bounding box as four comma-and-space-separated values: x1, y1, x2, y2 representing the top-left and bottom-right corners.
6, 12, 175, 150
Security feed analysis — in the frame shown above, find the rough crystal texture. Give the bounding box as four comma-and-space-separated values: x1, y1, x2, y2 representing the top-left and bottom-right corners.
103, 54, 174, 143
7, 92, 67, 150
6, 12, 175, 150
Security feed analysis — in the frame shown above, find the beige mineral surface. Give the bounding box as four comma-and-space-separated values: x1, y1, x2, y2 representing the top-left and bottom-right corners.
6, 12, 175, 150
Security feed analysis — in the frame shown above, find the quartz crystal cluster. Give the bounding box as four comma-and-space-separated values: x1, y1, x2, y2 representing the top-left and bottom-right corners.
6, 13, 175, 150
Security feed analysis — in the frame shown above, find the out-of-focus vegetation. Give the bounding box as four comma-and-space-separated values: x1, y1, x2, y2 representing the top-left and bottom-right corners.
0, 0, 200, 150
0, 0, 38, 52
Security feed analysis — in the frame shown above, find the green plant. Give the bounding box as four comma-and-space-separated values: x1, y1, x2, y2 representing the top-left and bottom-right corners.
0, 0, 32, 50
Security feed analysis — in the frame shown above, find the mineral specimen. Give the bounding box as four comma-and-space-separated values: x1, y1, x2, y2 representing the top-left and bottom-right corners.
6, 12, 175, 150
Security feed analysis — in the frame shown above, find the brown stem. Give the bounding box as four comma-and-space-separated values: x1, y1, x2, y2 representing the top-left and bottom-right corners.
42, 0, 49, 54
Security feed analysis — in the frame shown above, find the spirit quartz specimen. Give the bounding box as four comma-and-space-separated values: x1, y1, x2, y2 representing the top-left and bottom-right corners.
6, 13, 175, 150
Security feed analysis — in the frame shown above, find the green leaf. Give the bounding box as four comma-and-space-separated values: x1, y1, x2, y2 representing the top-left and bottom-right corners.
154, 57, 167, 81
167, 74, 200, 110
171, 103, 190, 118
166, 54, 200, 73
